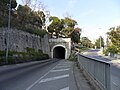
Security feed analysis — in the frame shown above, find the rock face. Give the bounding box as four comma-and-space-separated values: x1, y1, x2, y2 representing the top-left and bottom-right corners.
0, 28, 50, 56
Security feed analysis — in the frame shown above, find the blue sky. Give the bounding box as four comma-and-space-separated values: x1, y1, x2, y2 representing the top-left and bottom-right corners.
17, 0, 120, 42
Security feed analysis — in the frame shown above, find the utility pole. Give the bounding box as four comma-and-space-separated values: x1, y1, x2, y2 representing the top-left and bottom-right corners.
100, 36, 101, 49
6, 0, 11, 64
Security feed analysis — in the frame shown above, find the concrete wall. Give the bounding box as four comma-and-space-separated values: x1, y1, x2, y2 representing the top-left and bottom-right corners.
0, 28, 50, 56
49, 38, 71, 59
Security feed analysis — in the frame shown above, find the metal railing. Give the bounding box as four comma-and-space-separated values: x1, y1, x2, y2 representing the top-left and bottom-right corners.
77, 53, 111, 90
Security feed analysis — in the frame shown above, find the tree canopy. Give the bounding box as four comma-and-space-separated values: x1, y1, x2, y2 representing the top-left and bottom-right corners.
81, 37, 93, 48
61, 17, 77, 37
71, 27, 81, 44
107, 26, 120, 53
0, 0, 17, 27
47, 16, 64, 38
0, 0, 47, 36
95, 36, 104, 48
47, 16, 81, 43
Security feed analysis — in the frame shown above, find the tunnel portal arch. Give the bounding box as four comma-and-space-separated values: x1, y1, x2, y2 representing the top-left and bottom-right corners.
49, 38, 71, 59
51, 45, 67, 59
53, 46, 65, 59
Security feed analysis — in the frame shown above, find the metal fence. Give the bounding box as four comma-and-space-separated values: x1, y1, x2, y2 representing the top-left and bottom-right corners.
77, 53, 111, 90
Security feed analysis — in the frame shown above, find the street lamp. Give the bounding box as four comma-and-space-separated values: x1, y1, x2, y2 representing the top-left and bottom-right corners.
6, 0, 11, 64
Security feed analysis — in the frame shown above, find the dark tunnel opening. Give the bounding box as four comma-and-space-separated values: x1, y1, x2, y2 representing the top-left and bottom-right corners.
53, 46, 65, 59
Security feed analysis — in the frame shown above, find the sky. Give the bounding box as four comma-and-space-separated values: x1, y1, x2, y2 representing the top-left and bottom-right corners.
17, 0, 120, 42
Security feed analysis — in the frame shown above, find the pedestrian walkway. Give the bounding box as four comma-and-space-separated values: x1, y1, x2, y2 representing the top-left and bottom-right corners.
97, 51, 120, 67
104, 56, 120, 67
73, 62, 95, 90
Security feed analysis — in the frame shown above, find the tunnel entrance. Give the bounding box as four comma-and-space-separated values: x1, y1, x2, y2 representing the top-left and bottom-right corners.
53, 46, 65, 59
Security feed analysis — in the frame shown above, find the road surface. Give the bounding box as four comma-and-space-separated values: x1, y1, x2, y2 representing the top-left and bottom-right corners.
0, 59, 77, 90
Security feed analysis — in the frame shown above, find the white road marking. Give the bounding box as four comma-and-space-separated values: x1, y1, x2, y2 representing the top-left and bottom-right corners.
2, 66, 8, 68
55, 66, 71, 68
50, 68, 70, 72
25, 63, 59, 90
39, 74, 69, 83
60, 87, 69, 90
112, 81, 118, 86
58, 63, 71, 65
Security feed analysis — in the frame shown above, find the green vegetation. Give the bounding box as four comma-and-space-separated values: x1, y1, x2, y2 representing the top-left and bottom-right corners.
81, 37, 93, 48
106, 45, 118, 54
107, 26, 120, 54
71, 27, 81, 44
68, 52, 77, 61
0, 0, 47, 36
103, 26, 120, 55
79, 47, 90, 52
47, 16, 64, 38
95, 36, 104, 49
47, 16, 81, 44
0, 0, 17, 27
103, 45, 118, 56
61, 17, 78, 37
72, 37, 93, 52
0, 48, 49, 65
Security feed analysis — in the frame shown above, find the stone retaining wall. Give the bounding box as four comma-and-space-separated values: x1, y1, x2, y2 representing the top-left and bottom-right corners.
0, 28, 50, 56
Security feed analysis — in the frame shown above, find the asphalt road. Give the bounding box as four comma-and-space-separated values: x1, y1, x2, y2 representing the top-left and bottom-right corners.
82, 49, 120, 90
0, 59, 77, 90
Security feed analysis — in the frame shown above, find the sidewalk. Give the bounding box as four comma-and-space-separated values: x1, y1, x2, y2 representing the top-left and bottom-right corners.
97, 51, 120, 66
103, 56, 120, 68
73, 62, 95, 90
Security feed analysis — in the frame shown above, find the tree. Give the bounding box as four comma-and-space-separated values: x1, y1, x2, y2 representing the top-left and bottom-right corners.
0, 1, 46, 36
17, 5, 31, 25
17, 4, 46, 30
61, 17, 77, 37
81, 37, 93, 48
107, 26, 120, 53
37, 11, 46, 28
95, 36, 104, 48
0, 0, 17, 11
47, 16, 81, 43
22, 0, 31, 5
106, 44, 118, 54
11, 0, 17, 9
47, 16, 64, 38
0, 0, 17, 27
71, 27, 81, 44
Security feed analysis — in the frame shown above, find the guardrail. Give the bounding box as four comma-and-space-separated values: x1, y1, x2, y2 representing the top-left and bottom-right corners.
77, 53, 111, 90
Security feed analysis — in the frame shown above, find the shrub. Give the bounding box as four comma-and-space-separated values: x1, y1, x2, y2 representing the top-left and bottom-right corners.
106, 45, 118, 54
0, 51, 6, 56
68, 52, 77, 61
0, 49, 49, 65
103, 50, 108, 56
